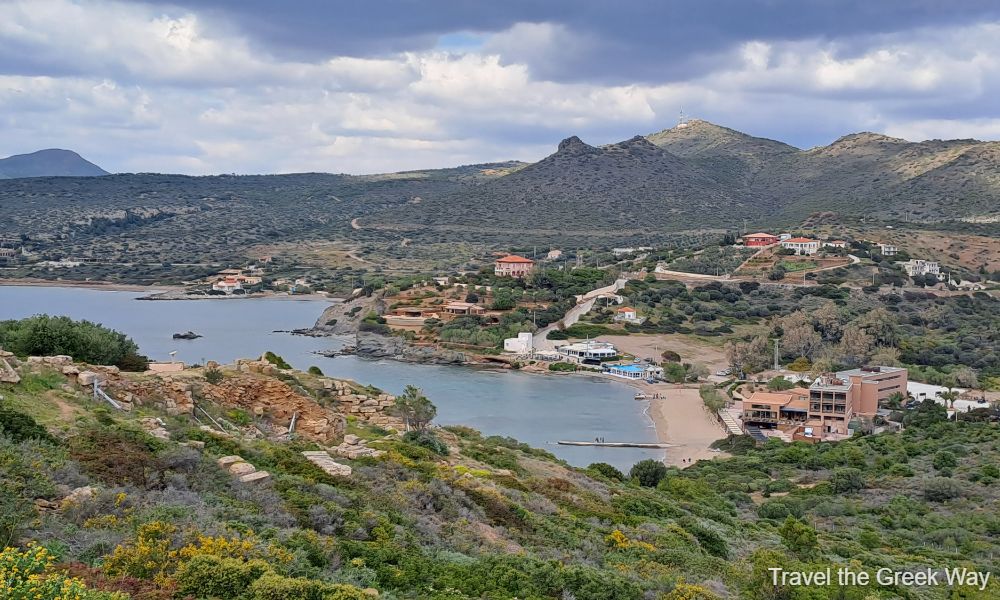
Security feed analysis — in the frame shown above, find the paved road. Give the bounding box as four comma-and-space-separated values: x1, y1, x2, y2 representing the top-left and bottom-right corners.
533, 278, 627, 351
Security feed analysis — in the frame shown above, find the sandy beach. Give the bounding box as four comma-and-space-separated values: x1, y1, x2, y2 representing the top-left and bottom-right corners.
632, 381, 730, 468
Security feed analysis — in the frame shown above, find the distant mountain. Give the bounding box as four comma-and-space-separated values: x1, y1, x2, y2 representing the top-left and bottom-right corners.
0, 149, 109, 179
371, 134, 758, 235
368, 120, 1000, 235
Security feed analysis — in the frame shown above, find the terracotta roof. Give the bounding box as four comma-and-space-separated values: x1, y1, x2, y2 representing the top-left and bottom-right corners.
745, 232, 777, 238
495, 255, 534, 264
786, 397, 809, 411
783, 237, 816, 244
616, 306, 636, 312
746, 392, 796, 406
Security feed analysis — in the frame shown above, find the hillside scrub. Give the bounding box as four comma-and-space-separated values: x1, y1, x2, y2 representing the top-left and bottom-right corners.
2, 358, 999, 598
0, 315, 148, 371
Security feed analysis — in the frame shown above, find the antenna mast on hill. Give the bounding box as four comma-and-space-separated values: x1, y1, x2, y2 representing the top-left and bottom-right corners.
677, 110, 689, 128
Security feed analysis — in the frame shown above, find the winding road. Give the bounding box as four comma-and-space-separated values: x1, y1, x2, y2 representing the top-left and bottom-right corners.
533, 278, 627, 351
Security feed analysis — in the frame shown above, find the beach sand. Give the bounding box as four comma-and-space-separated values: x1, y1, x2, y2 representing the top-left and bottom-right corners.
634, 382, 730, 468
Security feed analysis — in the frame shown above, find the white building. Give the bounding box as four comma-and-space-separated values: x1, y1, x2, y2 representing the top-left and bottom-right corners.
503, 332, 534, 354
876, 243, 898, 256
778, 233, 793, 241
780, 237, 819, 255
606, 364, 662, 380
611, 247, 653, 256
557, 341, 618, 362
212, 278, 243, 293
613, 306, 640, 323
900, 259, 941, 278
823, 240, 848, 248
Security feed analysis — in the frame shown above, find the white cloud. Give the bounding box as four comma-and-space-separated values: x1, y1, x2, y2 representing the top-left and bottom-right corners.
0, 0, 998, 173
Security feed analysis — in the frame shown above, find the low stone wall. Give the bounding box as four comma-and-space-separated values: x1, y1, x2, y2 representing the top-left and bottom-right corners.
108, 376, 195, 415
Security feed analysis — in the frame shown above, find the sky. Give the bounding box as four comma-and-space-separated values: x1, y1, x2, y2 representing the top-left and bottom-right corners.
2, 0, 1000, 175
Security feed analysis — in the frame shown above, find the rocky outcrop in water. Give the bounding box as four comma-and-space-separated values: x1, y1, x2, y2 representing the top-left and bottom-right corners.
354, 333, 467, 365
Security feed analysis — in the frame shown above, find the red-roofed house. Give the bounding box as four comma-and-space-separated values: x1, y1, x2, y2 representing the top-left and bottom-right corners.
780, 237, 819, 255
494, 255, 535, 278
613, 306, 639, 322
743, 233, 779, 247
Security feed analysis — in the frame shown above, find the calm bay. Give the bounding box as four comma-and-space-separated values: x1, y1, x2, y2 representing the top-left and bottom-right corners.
0, 285, 663, 469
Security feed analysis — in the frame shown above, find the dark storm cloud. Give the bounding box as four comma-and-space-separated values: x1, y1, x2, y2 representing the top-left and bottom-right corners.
136, 0, 1000, 82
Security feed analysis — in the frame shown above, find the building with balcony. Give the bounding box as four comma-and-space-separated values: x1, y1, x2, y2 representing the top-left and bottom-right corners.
807, 366, 907, 435
780, 237, 819, 255
899, 259, 941, 278
743, 233, 779, 247
494, 255, 535, 278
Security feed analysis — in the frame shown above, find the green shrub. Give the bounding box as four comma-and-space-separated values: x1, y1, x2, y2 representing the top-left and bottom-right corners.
402, 430, 449, 455
247, 572, 370, 600
0, 408, 55, 444
0, 315, 147, 371
586, 462, 624, 481
830, 467, 865, 493
175, 555, 272, 599
932, 450, 958, 471
923, 477, 964, 502
766, 376, 795, 391
262, 352, 291, 370
629, 459, 667, 487
548, 362, 577, 372
204, 367, 225, 384
307, 366, 324, 376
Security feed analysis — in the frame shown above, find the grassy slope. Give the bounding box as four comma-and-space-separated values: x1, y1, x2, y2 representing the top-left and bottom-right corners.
1, 363, 998, 599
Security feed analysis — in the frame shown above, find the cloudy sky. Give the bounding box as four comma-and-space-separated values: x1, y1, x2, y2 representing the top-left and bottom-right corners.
3, 0, 1000, 174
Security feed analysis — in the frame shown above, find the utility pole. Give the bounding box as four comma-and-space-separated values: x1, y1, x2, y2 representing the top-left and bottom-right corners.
773, 339, 780, 371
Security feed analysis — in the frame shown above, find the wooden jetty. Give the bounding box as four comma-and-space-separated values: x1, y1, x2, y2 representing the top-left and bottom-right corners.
557, 440, 674, 449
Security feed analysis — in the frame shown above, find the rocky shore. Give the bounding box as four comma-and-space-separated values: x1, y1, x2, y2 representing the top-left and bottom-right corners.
354, 333, 468, 364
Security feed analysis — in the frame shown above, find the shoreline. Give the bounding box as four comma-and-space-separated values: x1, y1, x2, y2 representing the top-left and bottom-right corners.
0, 278, 180, 292
1, 281, 728, 467
622, 379, 730, 468
0, 279, 337, 302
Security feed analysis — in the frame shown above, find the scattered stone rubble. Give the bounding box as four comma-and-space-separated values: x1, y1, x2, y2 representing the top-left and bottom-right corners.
320, 378, 404, 431
217, 455, 270, 484
0, 350, 20, 384
329, 434, 385, 459
138, 417, 171, 440
302, 450, 353, 477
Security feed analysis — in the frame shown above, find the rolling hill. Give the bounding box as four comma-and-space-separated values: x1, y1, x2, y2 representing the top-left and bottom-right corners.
0, 148, 109, 178
367, 120, 1000, 236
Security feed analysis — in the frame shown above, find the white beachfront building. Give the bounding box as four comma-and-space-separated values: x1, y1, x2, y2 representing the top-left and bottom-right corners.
605, 364, 662, 380
556, 341, 618, 362
503, 332, 534, 354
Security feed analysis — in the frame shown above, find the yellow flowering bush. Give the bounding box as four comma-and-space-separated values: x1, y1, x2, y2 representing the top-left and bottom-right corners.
605, 529, 656, 552
0, 544, 125, 600
103, 521, 294, 585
